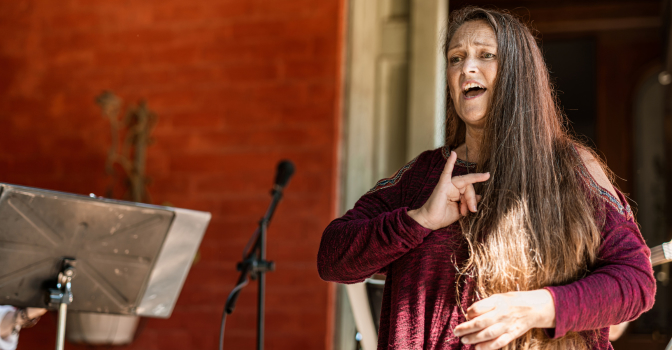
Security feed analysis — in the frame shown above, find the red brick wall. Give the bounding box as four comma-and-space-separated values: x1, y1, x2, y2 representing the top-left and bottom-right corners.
0, 1, 344, 349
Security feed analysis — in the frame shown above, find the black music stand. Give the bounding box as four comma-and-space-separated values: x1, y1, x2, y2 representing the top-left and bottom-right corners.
0, 183, 210, 350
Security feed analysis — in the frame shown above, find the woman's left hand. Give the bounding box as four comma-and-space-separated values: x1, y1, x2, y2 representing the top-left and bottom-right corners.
453, 289, 556, 350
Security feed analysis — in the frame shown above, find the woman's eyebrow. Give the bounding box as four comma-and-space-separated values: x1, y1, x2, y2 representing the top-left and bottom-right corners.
448, 43, 463, 50
448, 41, 496, 51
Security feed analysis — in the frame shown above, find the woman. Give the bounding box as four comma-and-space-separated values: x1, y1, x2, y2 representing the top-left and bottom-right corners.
318, 7, 655, 350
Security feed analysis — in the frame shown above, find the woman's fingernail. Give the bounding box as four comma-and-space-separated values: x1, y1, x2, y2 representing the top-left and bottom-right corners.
461, 337, 468, 344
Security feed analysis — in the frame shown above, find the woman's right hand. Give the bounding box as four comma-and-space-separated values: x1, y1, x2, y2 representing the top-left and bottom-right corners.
408, 151, 490, 230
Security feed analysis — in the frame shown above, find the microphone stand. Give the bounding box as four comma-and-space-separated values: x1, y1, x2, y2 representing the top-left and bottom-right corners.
223, 184, 284, 350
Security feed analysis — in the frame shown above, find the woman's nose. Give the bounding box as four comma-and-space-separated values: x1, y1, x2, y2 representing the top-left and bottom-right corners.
462, 57, 478, 75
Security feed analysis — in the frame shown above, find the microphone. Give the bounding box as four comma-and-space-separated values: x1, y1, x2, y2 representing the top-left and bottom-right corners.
241, 160, 296, 258
221, 160, 296, 350
274, 160, 295, 192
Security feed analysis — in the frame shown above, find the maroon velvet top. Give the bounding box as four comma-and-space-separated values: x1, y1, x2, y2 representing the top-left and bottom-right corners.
318, 147, 655, 350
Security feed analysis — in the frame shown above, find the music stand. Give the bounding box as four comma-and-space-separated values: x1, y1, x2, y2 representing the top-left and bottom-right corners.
0, 183, 210, 350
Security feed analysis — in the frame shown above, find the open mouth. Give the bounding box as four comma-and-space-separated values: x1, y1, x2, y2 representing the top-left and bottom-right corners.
462, 82, 487, 99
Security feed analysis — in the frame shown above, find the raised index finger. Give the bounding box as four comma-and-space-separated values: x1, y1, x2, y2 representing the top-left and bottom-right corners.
441, 151, 458, 181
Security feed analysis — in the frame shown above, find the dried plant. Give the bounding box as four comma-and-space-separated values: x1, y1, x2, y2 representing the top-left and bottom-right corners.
96, 91, 157, 203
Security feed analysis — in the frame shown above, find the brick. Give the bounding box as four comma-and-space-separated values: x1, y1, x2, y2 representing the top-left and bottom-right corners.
151, 3, 213, 23
180, 127, 331, 154
0, 133, 44, 156
154, 329, 192, 350
57, 154, 107, 176
265, 336, 325, 350
6, 157, 59, 177
194, 171, 272, 195
204, 37, 320, 62
196, 243, 252, 265
266, 241, 323, 263
265, 309, 327, 334
166, 112, 226, 130
266, 266, 325, 289
269, 216, 332, 241
222, 335, 256, 350
120, 328, 159, 350
265, 286, 330, 308
215, 197, 275, 221
146, 174, 192, 200
92, 49, 151, 70
282, 58, 337, 81
192, 167, 332, 197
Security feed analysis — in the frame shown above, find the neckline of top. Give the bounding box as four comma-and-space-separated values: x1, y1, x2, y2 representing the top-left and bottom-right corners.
441, 146, 477, 168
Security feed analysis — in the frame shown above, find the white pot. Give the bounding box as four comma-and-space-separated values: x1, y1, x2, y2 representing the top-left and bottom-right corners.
65, 312, 139, 345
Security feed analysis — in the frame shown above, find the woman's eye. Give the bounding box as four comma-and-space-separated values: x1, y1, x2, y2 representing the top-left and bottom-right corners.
449, 56, 461, 64
483, 53, 495, 59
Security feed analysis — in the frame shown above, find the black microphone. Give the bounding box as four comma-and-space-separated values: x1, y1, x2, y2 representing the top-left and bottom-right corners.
242, 160, 295, 258
221, 160, 296, 350
273, 160, 295, 192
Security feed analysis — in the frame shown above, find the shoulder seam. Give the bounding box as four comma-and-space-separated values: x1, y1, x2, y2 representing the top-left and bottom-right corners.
366, 157, 419, 195
571, 146, 633, 220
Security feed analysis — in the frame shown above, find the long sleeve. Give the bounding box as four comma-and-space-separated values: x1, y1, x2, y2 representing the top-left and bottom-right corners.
317, 154, 433, 284
545, 192, 656, 338
0, 306, 18, 350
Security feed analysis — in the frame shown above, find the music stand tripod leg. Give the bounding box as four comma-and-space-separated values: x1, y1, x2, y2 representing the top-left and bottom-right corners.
48, 259, 76, 350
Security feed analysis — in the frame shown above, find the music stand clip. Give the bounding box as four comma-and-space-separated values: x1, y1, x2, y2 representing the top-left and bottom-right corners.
48, 258, 76, 350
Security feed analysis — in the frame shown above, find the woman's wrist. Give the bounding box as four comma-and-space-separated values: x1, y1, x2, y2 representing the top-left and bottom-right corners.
407, 208, 432, 230
527, 289, 556, 328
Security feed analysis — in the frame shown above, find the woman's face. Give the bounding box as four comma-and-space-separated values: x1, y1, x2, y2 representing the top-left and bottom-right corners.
446, 20, 498, 128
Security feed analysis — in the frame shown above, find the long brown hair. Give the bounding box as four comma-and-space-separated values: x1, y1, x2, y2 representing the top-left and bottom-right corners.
444, 7, 604, 349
